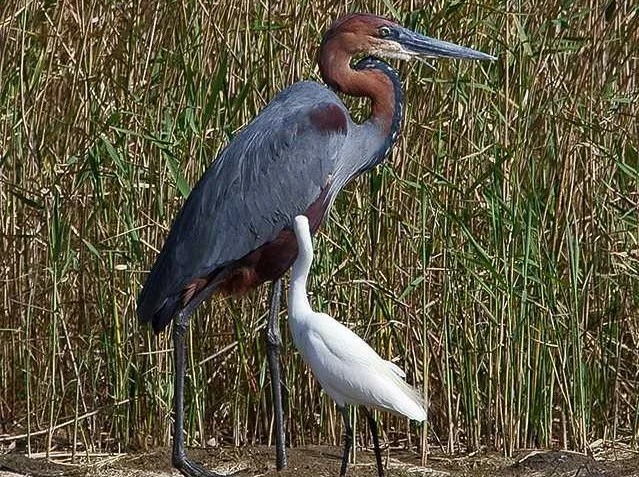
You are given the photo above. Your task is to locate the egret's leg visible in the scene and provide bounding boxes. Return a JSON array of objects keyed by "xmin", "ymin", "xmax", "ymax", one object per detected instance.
[
  {"xmin": 172, "ymin": 311, "xmax": 224, "ymax": 477},
  {"xmin": 266, "ymin": 278, "xmax": 287, "ymax": 470},
  {"xmin": 338, "ymin": 406, "xmax": 353, "ymax": 477},
  {"xmin": 362, "ymin": 408, "xmax": 384, "ymax": 477}
]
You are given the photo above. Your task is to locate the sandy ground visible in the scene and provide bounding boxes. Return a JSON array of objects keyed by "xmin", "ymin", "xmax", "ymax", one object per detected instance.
[{"xmin": 1, "ymin": 445, "xmax": 639, "ymax": 476}]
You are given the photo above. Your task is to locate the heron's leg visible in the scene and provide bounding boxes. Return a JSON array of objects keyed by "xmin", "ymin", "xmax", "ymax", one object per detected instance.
[
  {"xmin": 266, "ymin": 278, "xmax": 287, "ymax": 470},
  {"xmin": 172, "ymin": 311, "xmax": 224, "ymax": 477},
  {"xmin": 338, "ymin": 405, "xmax": 353, "ymax": 477},
  {"xmin": 362, "ymin": 407, "xmax": 384, "ymax": 477}
]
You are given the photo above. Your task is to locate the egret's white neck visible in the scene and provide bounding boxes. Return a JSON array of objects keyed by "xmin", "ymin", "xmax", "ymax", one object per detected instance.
[{"xmin": 288, "ymin": 217, "xmax": 315, "ymax": 317}]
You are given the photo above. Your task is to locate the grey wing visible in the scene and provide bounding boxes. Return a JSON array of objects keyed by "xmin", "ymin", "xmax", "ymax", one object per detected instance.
[{"xmin": 138, "ymin": 84, "xmax": 349, "ymax": 328}]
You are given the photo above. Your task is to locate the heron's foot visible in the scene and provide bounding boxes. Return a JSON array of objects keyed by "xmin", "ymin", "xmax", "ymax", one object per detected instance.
[
  {"xmin": 173, "ymin": 452, "xmax": 231, "ymax": 477},
  {"xmin": 275, "ymin": 441, "xmax": 287, "ymax": 471}
]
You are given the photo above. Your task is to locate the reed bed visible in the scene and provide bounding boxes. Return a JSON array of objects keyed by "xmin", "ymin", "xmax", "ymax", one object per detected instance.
[{"xmin": 1, "ymin": 0, "xmax": 637, "ymax": 459}]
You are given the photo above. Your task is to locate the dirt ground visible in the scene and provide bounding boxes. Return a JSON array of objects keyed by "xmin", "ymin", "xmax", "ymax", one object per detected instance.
[{"xmin": 1, "ymin": 445, "xmax": 638, "ymax": 477}]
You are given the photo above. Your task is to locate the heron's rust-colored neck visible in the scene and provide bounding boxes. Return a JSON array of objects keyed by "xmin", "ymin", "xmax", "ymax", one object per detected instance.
[{"xmin": 319, "ymin": 37, "xmax": 396, "ymax": 135}]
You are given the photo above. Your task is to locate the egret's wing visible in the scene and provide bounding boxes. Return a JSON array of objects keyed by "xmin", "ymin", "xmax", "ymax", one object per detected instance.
[
  {"xmin": 138, "ymin": 82, "xmax": 349, "ymax": 331},
  {"xmin": 296, "ymin": 313, "xmax": 427, "ymax": 421},
  {"xmin": 386, "ymin": 361, "xmax": 406, "ymax": 379}
]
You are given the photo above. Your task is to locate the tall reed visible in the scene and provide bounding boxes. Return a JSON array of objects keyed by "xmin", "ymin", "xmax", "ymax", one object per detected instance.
[{"xmin": 1, "ymin": 0, "xmax": 637, "ymax": 457}]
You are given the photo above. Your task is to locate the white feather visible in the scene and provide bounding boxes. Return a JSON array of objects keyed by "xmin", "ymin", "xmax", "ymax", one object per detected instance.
[{"xmin": 287, "ymin": 215, "xmax": 427, "ymax": 422}]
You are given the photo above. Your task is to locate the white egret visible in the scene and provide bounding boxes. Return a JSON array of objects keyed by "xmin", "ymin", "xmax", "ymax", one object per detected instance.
[{"xmin": 287, "ymin": 215, "xmax": 427, "ymax": 477}]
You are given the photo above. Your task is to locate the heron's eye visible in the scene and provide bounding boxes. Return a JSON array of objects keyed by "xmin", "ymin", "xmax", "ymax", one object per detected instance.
[{"xmin": 378, "ymin": 26, "xmax": 392, "ymax": 38}]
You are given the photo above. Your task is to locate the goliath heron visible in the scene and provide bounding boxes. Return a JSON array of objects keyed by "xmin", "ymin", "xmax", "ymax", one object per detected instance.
[
  {"xmin": 138, "ymin": 12, "xmax": 494, "ymax": 477},
  {"xmin": 288, "ymin": 215, "xmax": 426, "ymax": 477}
]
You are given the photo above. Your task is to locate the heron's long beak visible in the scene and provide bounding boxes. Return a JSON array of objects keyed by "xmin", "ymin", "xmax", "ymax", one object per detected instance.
[{"xmin": 397, "ymin": 27, "xmax": 496, "ymax": 61}]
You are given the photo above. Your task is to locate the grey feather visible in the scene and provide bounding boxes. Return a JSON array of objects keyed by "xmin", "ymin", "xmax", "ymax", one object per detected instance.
[
  {"xmin": 138, "ymin": 73, "xmax": 398, "ymax": 331},
  {"xmin": 138, "ymin": 82, "xmax": 350, "ymax": 327}
]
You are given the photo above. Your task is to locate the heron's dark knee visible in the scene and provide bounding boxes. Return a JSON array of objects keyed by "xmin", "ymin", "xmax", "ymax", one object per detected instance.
[
  {"xmin": 174, "ymin": 312, "xmax": 190, "ymax": 336},
  {"xmin": 266, "ymin": 326, "xmax": 281, "ymax": 349}
]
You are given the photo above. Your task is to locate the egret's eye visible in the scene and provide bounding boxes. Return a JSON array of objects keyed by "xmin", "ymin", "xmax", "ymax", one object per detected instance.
[{"xmin": 378, "ymin": 26, "xmax": 392, "ymax": 38}]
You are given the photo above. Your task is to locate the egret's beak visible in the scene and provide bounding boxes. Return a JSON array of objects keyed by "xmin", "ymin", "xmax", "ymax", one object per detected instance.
[{"xmin": 396, "ymin": 27, "xmax": 496, "ymax": 61}]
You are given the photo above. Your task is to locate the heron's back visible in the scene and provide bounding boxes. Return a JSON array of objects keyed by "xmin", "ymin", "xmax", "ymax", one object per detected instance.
[{"xmin": 138, "ymin": 81, "xmax": 350, "ymax": 332}]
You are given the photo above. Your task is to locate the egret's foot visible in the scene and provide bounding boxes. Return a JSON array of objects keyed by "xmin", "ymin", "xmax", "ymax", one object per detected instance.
[{"xmin": 338, "ymin": 406, "xmax": 353, "ymax": 477}]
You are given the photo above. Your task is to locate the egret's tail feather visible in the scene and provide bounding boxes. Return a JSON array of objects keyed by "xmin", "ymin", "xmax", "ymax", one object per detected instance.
[
  {"xmin": 389, "ymin": 372, "xmax": 428, "ymax": 422},
  {"xmin": 385, "ymin": 360, "xmax": 407, "ymax": 379}
]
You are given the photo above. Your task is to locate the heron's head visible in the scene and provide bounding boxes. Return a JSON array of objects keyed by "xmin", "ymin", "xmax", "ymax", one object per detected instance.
[{"xmin": 321, "ymin": 13, "xmax": 495, "ymax": 63}]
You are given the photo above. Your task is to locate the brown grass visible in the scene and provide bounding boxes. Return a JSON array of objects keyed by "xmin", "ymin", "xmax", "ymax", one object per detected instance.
[{"xmin": 1, "ymin": 0, "xmax": 638, "ymax": 460}]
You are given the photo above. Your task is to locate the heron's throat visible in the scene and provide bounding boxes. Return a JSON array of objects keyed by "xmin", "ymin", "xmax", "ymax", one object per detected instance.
[{"xmin": 319, "ymin": 47, "xmax": 402, "ymax": 138}]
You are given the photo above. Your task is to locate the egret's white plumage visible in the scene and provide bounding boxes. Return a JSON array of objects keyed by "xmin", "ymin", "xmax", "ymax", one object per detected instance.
[{"xmin": 288, "ymin": 214, "xmax": 427, "ymax": 421}]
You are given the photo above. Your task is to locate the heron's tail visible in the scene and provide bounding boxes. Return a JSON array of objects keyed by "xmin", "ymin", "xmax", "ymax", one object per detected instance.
[{"xmin": 139, "ymin": 273, "xmax": 224, "ymax": 334}]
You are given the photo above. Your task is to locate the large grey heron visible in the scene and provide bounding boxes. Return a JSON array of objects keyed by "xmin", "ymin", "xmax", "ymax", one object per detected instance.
[{"xmin": 138, "ymin": 12, "xmax": 494, "ymax": 477}]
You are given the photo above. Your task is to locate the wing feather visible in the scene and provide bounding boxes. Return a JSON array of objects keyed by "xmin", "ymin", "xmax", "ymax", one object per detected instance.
[
  {"xmin": 293, "ymin": 312, "xmax": 427, "ymax": 421},
  {"xmin": 138, "ymin": 82, "xmax": 349, "ymax": 327}
]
